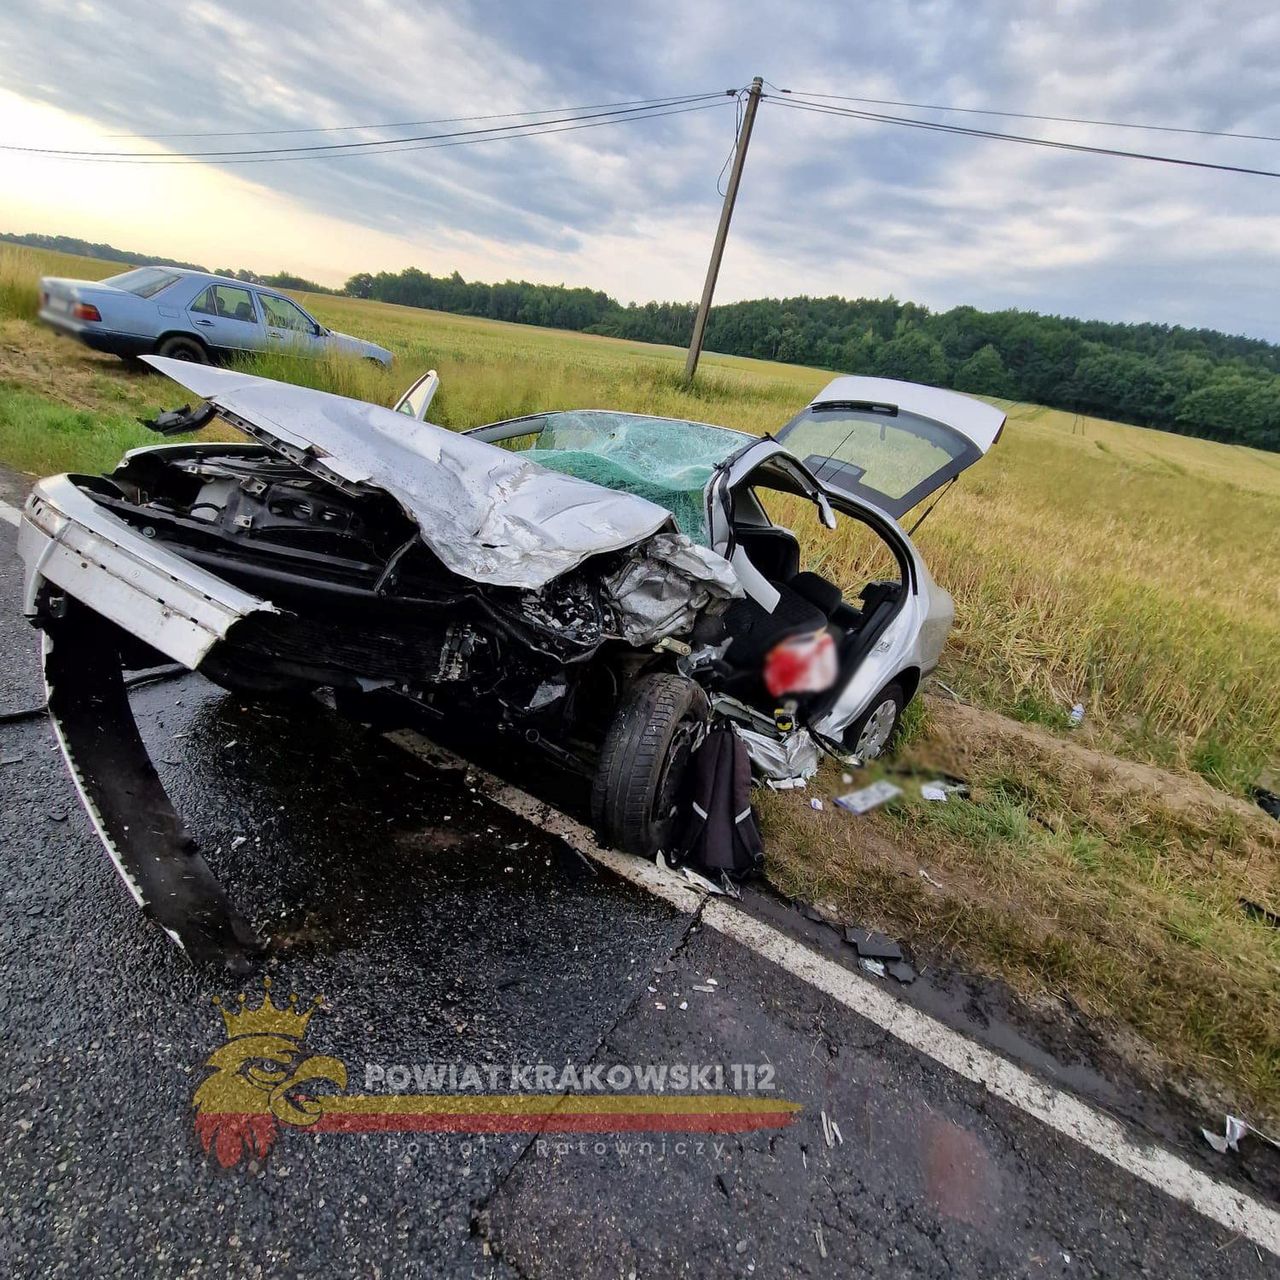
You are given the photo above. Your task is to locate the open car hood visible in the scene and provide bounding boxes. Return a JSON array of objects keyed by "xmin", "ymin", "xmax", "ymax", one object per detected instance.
[
  {"xmin": 143, "ymin": 357, "xmax": 673, "ymax": 590},
  {"xmin": 775, "ymin": 375, "xmax": 1006, "ymax": 520}
]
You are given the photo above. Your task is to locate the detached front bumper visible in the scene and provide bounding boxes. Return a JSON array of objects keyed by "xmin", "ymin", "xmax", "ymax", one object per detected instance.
[
  {"xmin": 19, "ymin": 476, "xmax": 275, "ymax": 971},
  {"xmin": 20, "ymin": 474, "xmax": 277, "ymax": 669}
]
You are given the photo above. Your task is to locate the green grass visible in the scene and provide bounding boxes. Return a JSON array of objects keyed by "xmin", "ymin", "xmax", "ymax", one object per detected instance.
[{"xmin": 0, "ymin": 383, "xmax": 168, "ymax": 475}]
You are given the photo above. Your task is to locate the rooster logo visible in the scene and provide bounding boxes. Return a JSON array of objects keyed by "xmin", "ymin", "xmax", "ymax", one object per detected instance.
[{"xmin": 193, "ymin": 978, "xmax": 347, "ymax": 1168}]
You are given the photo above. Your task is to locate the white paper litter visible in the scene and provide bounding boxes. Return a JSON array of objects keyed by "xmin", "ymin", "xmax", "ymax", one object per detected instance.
[
  {"xmin": 1202, "ymin": 1115, "xmax": 1249, "ymax": 1153},
  {"xmin": 920, "ymin": 783, "xmax": 950, "ymax": 802},
  {"xmin": 860, "ymin": 959, "xmax": 887, "ymax": 978},
  {"xmin": 834, "ymin": 780, "xmax": 902, "ymax": 815}
]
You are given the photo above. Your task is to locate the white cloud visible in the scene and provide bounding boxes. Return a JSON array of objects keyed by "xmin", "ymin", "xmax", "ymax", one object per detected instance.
[{"xmin": 1, "ymin": 0, "xmax": 1278, "ymax": 336}]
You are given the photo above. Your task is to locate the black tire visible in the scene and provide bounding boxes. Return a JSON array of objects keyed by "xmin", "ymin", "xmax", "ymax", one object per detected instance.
[
  {"xmin": 592, "ymin": 672, "xmax": 709, "ymax": 857},
  {"xmin": 843, "ymin": 681, "xmax": 905, "ymax": 760},
  {"xmin": 155, "ymin": 334, "xmax": 209, "ymax": 364}
]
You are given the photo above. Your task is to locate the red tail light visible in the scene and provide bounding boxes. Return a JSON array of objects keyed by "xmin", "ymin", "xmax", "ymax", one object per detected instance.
[{"xmin": 72, "ymin": 302, "xmax": 101, "ymax": 322}]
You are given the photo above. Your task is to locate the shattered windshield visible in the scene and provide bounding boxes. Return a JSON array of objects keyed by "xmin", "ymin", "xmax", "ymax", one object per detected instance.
[{"xmin": 518, "ymin": 411, "xmax": 751, "ymax": 545}]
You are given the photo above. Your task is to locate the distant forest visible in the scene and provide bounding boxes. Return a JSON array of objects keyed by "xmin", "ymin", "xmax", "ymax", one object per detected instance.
[
  {"xmin": 2, "ymin": 232, "xmax": 334, "ymax": 294},
  {"xmin": 347, "ymin": 268, "xmax": 1280, "ymax": 451}
]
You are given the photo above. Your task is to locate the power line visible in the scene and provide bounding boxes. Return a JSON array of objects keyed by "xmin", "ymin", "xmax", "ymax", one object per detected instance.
[
  {"xmin": 2, "ymin": 93, "xmax": 733, "ymax": 161},
  {"xmin": 766, "ymin": 96, "xmax": 1280, "ymax": 179},
  {"xmin": 107, "ymin": 92, "xmax": 734, "ymax": 140},
  {"xmin": 11, "ymin": 100, "xmax": 733, "ymax": 167},
  {"xmin": 776, "ymin": 88, "xmax": 1280, "ymax": 144}
]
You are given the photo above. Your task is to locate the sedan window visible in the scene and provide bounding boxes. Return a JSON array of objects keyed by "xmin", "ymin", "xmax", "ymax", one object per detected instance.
[
  {"xmin": 260, "ymin": 293, "xmax": 316, "ymax": 332},
  {"xmin": 102, "ymin": 266, "xmax": 181, "ymax": 298},
  {"xmin": 191, "ymin": 284, "xmax": 258, "ymax": 324}
]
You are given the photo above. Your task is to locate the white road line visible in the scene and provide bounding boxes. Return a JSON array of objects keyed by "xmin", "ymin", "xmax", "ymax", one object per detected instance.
[
  {"xmin": 387, "ymin": 729, "xmax": 1280, "ymax": 1257},
  {"xmin": 0, "ymin": 499, "xmax": 22, "ymax": 527}
]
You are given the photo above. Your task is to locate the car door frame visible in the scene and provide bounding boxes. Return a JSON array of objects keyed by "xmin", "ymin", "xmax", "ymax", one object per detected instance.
[
  {"xmin": 185, "ymin": 281, "xmax": 267, "ymax": 357},
  {"xmin": 255, "ymin": 289, "xmax": 325, "ymax": 356}
]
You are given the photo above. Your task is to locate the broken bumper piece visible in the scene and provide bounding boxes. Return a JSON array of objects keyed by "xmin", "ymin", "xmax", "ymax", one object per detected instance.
[
  {"xmin": 41, "ymin": 605, "xmax": 266, "ymax": 971},
  {"xmin": 20, "ymin": 478, "xmax": 272, "ymax": 970}
]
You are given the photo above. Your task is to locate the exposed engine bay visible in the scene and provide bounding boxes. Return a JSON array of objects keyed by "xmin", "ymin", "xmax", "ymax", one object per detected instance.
[{"xmin": 76, "ymin": 442, "xmax": 739, "ymax": 753}]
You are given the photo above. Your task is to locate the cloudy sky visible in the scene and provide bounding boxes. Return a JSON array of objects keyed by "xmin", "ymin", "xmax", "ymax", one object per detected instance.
[{"xmin": 2, "ymin": 0, "xmax": 1279, "ymax": 338}]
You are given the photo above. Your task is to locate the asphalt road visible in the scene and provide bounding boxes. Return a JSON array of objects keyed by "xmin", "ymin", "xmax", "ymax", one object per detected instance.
[{"xmin": 0, "ymin": 483, "xmax": 1275, "ymax": 1279}]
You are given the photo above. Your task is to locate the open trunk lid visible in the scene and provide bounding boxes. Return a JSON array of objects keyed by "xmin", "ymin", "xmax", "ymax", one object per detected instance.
[
  {"xmin": 775, "ymin": 375, "xmax": 1006, "ymax": 520},
  {"xmin": 142, "ymin": 356, "xmax": 673, "ymax": 590}
]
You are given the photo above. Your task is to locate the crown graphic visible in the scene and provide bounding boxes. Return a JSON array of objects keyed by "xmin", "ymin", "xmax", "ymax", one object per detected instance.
[{"xmin": 212, "ymin": 978, "xmax": 322, "ymax": 1042}]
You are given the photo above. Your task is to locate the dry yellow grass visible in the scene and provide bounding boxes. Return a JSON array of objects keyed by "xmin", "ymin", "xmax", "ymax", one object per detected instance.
[{"xmin": 761, "ymin": 695, "xmax": 1280, "ymax": 1120}]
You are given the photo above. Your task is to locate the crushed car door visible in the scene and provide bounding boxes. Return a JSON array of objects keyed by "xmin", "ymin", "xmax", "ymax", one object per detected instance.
[
  {"xmin": 774, "ymin": 375, "xmax": 1005, "ymax": 520},
  {"xmin": 392, "ymin": 369, "xmax": 441, "ymax": 421}
]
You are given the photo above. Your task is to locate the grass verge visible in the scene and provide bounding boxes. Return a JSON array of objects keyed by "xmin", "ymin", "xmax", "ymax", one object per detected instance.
[{"xmin": 760, "ymin": 696, "xmax": 1280, "ymax": 1122}]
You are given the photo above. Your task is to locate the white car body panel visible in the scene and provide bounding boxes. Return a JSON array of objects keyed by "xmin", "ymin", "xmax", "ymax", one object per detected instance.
[
  {"xmin": 19, "ymin": 475, "xmax": 277, "ymax": 669},
  {"xmin": 142, "ymin": 357, "xmax": 674, "ymax": 591}
]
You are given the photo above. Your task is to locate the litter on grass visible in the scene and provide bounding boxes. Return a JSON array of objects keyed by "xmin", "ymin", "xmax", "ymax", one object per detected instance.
[
  {"xmin": 833, "ymin": 780, "xmax": 902, "ymax": 814},
  {"xmin": 921, "ymin": 778, "xmax": 970, "ymax": 802}
]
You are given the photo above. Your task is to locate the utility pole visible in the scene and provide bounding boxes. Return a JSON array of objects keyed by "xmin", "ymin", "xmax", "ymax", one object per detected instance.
[{"xmin": 684, "ymin": 76, "xmax": 764, "ymax": 381}]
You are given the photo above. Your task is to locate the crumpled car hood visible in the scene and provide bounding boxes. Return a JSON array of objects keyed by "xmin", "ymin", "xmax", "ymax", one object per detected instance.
[{"xmin": 143, "ymin": 357, "xmax": 673, "ymax": 590}]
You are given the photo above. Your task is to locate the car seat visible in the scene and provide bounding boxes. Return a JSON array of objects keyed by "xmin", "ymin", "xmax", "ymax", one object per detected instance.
[
  {"xmin": 234, "ymin": 301, "xmax": 254, "ymax": 322},
  {"xmin": 788, "ymin": 570, "xmax": 842, "ymax": 618},
  {"xmin": 718, "ymin": 580, "xmax": 830, "ymax": 707}
]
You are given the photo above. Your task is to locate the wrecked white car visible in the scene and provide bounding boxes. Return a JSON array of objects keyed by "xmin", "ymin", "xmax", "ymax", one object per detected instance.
[{"xmin": 18, "ymin": 358, "xmax": 1002, "ymax": 968}]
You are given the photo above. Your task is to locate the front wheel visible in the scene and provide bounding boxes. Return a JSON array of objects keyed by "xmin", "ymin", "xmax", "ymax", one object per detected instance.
[
  {"xmin": 592, "ymin": 673, "xmax": 709, "ymax": 857},
  {"xmin": 843, "ymin": 682, "xmax": 904, "ymax": 760}
]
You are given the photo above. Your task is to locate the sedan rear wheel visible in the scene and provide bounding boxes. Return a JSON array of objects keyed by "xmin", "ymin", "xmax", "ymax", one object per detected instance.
[
  {"xmin": 844, "ymin": 682, "xmax": 905, "ymax": 760},
  {"xmin": 156, "ymin": 335, "xmax": 209, "ymax": 364}
]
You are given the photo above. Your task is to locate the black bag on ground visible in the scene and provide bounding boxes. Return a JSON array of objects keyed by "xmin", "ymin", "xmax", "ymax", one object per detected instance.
[{"xmin": 669, "ymin": 721, "xmax": 764, "ymax": 880}]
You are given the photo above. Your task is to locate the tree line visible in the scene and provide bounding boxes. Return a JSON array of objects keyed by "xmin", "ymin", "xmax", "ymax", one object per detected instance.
[{"xmin": 345, "ymin": 268, "xmax": 1280, "ymax": 451}]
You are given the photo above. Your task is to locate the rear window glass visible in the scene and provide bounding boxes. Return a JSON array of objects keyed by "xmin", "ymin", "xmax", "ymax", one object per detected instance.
[
  {"xmin": 781, "ymin": 407, "xmax": 970, "ymax": 503},
  {"xmin": 101, "ymin": 267, "xmax": 181, "ymax": 298}
]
